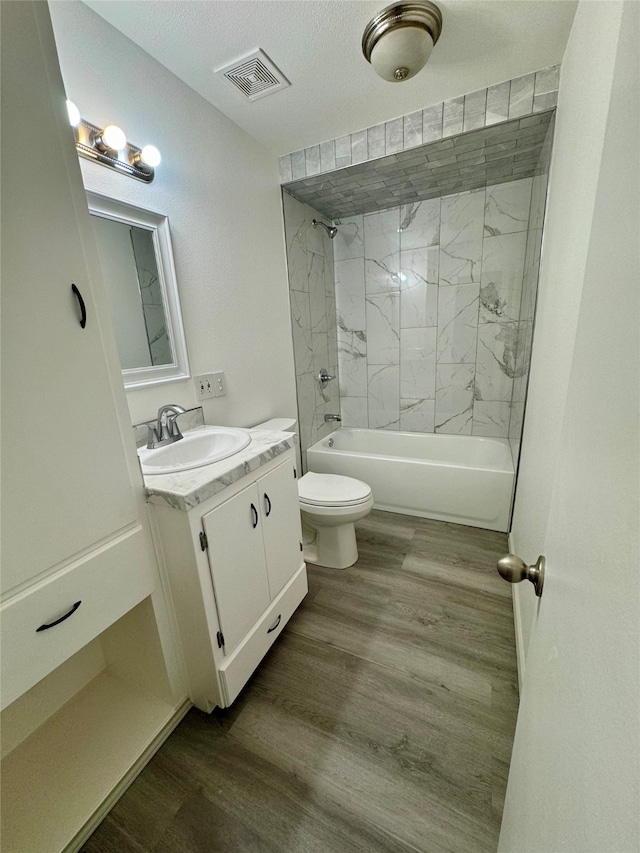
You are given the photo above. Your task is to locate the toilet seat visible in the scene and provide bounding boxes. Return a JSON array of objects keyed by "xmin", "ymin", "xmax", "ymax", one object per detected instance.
[{"xmin": 298, "ymin": 472, "xmax": 372, "ymax": 507}]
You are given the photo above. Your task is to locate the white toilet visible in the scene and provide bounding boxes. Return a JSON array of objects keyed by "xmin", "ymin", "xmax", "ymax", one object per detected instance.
[
  {"xmin": 253, "ymin": 418, "xmax": 373, "ymax": 569},
  {"xmin": 298, "ymin": 472, "xmax": 373, "ymax": 569}
]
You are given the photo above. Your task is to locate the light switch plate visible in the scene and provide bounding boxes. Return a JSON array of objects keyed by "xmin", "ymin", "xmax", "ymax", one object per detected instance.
[
  {"xmin": 211, "ymin": 371, "xmax": 226, "ymax": 397},
  {"xmin": 194, "ymin": 371, "xmax": 226, "ymax": 399}
]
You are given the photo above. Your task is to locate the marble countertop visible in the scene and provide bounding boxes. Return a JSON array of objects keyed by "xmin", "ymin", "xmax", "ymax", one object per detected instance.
[{"xmin": 141, "ymin": 428, "xmax": 296, "ymax": 511}]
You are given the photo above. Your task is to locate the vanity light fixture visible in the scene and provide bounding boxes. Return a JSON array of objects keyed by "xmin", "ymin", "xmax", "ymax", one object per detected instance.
[
  {"xmin": 362, "ymin": 1, "xmax": 443, "ymax": 82},
  {"xmin": 67, "ymin": 101, "xmax": 160, "ymax": 183}
]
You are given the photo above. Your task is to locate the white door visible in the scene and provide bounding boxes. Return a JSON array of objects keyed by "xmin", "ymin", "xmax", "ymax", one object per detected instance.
[
  {"xmin": 499, "ymin": 4, "xmax": 639, "ymax": 851},
  {"xmin": 1, "ymin": 1, "xmax": 138, "ymax": 595},
  {"xmin": 202, "ymin": 484, "xmax": 271, "ymax": 655},
  {"xmin": 259, "ymin": 460, "xmax": 303, "ymax": 599}
]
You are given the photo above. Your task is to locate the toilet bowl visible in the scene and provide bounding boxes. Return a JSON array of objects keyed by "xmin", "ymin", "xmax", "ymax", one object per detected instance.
[
  {"xmin": 252, "ymin": 418, "xmax": 373, "ymax": 568},
  {"xmin": 298, "ymin": 472, "xmax": 373, "ymax": 569}
]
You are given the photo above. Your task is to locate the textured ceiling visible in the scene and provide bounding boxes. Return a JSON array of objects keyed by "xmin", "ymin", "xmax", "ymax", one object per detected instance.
[
  {"xmin": 283, "ymin": 111, "xmax": 553, "ymax": 219},
  {"xmin": 82, "ymin": 0, "xmax": 576, "ymax": 154}
]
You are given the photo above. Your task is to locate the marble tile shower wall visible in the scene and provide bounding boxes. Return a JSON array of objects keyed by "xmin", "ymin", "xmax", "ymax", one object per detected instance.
[
  {"xmin": 334, "ymin": 178, "xmax": 534, "ymax": 437},
  {"xmin": 509, "ymin": 116, "xmax": 555, "ymax": 464},
  {"xmin": 283, "ymin": 192, "xmax": 339, "ymax": 469}
]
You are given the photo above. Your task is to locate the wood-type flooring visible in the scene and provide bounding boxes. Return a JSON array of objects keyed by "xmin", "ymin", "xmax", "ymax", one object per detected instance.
[{"xmin": 81, "ymin": 511, "xmax": 519, "ymax": 853}]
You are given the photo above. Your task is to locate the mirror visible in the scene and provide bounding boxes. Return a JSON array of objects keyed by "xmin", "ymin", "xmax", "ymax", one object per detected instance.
[{"xmin": 87, "ymin": 192, "xmax": 190, "ymax": 388}]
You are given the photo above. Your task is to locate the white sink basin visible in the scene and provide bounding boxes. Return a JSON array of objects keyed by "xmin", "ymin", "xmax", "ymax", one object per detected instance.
[{"xmin": 139, "ymin": 426, "xmax": 252, "ymax": 474}]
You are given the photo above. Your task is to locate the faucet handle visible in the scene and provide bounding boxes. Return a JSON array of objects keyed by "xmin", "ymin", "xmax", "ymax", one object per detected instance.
[
  {"xmin": 146, "ymin": 424, "xmax": 162, "ymax": 449},
  {"xmin": 168, "ymin": 417, "xmax": 184, "ymax": 441},
  {"xmin": 318, "ymin": 368, "xmax": 335, "ymax": 390}
]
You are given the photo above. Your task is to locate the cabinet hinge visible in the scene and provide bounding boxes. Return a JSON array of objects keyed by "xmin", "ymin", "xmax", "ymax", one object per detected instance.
[
  {"xmin": 199, "ymin": 531, "xmax": 208, "ymax": 551},
  {"xmin": 300, "ymin": 541, "xmax": 303, "ymax": 552},
  {"xmin": 293, "ymin": 467, "xmax": 297, "ymax": 479},
  {"xmin": 216, "ymin": 631, "xmax": 225, "ymax": 648}
]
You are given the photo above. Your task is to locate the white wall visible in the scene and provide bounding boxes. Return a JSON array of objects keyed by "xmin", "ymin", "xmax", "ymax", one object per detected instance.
[
  {"xmin": 509, "ymin": 0, "xmax": 627, "ymax": 663},
  {"xmin": 49, "ymin": 1, "xmax": 297, "ymax": 428}
]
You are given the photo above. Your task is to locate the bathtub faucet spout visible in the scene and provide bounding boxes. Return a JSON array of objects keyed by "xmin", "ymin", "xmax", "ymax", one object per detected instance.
[{"xmin": 324, "ymin": 414, "xmax": 341, "ymax": 423}]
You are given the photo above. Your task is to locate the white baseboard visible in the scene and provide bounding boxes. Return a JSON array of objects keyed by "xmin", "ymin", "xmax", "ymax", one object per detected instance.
[
  {"xmin": 508, "ymin": 531, "xmax": 525, "ymax": 695},
  {"xmin": 64, "ymin": 698, "xmax": 192, "ymax": 853}
]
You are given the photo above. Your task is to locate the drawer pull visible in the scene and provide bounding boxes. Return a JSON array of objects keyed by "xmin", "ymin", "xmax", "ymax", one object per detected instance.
[
  {"xmin": 36, "ymin": 600, "xmax": 82, "ymax": 632},
  {"xmin": 264, "ymin": 492, "xmax": 272, "ymax": 517},
  {"xmin": 267, "ymin": 614, "xmax": 281, "ymax": 633},
  {"xmin": 71, "ymin": 283, "xmax": 87, "ymax": 329},
  {"xmin": 250, "ymin": 503, "xmax": 258, "ymax": 529}
]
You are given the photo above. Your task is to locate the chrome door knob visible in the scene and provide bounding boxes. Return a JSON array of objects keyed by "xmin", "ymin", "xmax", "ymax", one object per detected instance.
[{"xmin": 497, "ymin": 554, "xmax": 545, "ymax": 597}]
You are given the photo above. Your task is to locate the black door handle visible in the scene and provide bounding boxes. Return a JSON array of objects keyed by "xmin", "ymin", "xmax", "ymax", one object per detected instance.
[
  {"xmin": 36, "ymin": 601, "xmax": 82, "ymax": 632},
  {"xmin": 264, "ymin": 492, "xmax": 272, "ymax": 517},
  {"xmin": 71, "ymin": 283, "xmax": 87, "ymax": 329},
  {"xmin": 251, "ymin": 503, "xmax": 258, "ymax": 528}
]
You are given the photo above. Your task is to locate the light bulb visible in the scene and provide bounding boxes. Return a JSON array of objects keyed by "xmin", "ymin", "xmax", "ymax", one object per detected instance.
[
  {"xmin": 370, "ymin": 26, "xmax": 434, "ymax": 82},
  {"xmin": 102, "ymin": 124, "xmax": 126, "ymax": 151},
  {"xmin": 66, "ymin": 100, "xmax": 80, "ymax": 127},
  {"xmin": 140, "ymin": 145, "xmax": 161, "ymax": 168}
]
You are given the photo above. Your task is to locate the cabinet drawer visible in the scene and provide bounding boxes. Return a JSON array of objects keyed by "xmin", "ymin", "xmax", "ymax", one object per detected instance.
[
  {"xmin": 218, "ymin": 564, "xmax": 307, "ymax": 706},
  {"xmin": 0, "ymin": 527, "xmax": 154, "ymax": 710}
]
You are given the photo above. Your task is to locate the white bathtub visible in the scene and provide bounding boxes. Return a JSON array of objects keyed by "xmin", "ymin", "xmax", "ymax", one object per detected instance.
[{"xmin": 306, "ymin": 428, "xmax": 514, "ymax": 532}]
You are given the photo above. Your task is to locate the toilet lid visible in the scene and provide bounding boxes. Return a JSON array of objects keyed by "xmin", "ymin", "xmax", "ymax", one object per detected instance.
[{"xmin": 298, "ymin": 472, "xmax": 372, "ymax": 506}]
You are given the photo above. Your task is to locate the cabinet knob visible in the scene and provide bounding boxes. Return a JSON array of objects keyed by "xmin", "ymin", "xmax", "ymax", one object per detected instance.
[
  {"xmin": 250, "ymin": 503, "xmax": 258, "ymax": 528},
  {"xmin": 264, "ymin": 492, "xmax": 272, "ymax": 517}
]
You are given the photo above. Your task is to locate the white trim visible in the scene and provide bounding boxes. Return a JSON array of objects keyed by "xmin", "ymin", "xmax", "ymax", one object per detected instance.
[
  {"xmin": 86, "ymin": 191, "xmax": 190, "ymax": 389},
  {"xmin": 509, "ymin": 531, "xmax": 525, "ymax": 694},
  {"xmin": 62, "ymin": 698, "xmax": 191, "ymax": 853}
]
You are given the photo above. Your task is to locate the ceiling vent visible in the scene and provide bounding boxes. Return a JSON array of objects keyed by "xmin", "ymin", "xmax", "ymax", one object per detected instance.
[{"xmin": 215, "ymin": 49, "xmax": 290, "ymax": 101}]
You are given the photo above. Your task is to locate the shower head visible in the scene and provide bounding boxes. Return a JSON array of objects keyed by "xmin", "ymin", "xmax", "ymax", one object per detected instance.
[{"xmin": 312, "ymin": 219, "xmax": 338, "ymax": 239}]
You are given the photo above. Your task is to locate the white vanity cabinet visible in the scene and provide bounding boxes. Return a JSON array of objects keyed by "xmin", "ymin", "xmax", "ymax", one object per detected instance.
[
  {"xmin": 148, "ymin": 446, "xmax": 307, "ymax": 711},
  {"xmin": 203, "ymin": 459, "xmax": 305, "ymax": 653}
]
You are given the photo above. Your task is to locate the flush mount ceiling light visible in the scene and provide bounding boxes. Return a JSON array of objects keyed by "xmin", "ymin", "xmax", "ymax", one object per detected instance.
[
  {"xmin": 362, "ymin": 1, "xmax": 443, "ymax": 82},
  {"xmin": 66, "ymin": 101, "xmax": 161, "ymax": 183}
]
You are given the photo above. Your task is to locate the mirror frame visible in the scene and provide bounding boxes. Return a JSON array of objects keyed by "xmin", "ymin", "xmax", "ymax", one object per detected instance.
[{"xmin": 87, "ymin": 191, "xmax": 190, "ymax": 389}]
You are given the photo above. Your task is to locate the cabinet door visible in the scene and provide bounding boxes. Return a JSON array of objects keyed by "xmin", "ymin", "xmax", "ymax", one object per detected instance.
[
  {"xmin": 259, "ymin": 461, "xmax": 304, "ymax": 599},
  {"xmin": 202, "ymin": 484, "xmax": 271, "ymax": 655},
  {"xmin": 0, "ymin": 3, "xmax": 138, "ymax": 595}
]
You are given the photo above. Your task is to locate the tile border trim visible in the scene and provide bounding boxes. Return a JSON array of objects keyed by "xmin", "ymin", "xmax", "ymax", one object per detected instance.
[{"xmin": 279, "ymin": 66, "xmax": 559, "ymax": 184}]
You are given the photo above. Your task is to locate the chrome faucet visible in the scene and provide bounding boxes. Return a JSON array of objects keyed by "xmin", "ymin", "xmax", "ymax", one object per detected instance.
[
  {"xmin": 324, "ymin": 413, "xmax": 341, "ymax": 423},
  {"xmin": 147, "ymin": 404, "xmax": 187, "ymax": 449}
]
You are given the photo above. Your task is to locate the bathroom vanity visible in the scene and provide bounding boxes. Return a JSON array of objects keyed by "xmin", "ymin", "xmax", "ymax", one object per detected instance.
[{"xmin": 143, "ymin": 428, "xmax": 307, "ymax": 711}]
